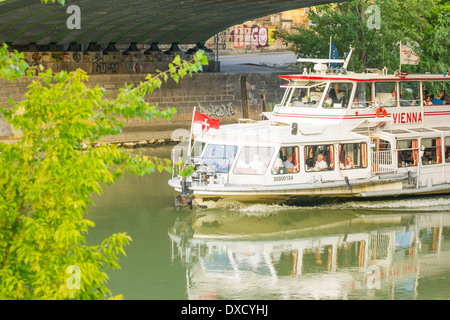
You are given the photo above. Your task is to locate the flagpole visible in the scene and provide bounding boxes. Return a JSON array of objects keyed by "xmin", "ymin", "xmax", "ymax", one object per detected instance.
[
  {"xmin": 329, "ymin": 36, "xmax": 332, "ymax": 67},
  {"xmin": 187, "ymin": 106, "xmax": 196, "ymax": 165}
]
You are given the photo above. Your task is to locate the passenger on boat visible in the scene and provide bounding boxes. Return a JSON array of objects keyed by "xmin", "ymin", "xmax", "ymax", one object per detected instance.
[
  {"xmin": 310, "ymin": 153, "xmax": 328, "ymax": 171},
  {"xmin": 352, "ymin": 98, "xmax": 366, "ymax": 108},
  {"xmin": 248, "ymin": 154, "xmax": 265, "ymax": 174},
  {"xmin": 324, "ymin": 94, "xmax": 333, "ymax": 108},
  {"xmin": 432, "ymin": 94, "xmax": 444, "ymax": 105},
  {"xmin": 272, "ymin": 156, "xmax": 285, "ymax": 174},
  {"xmin": 424, "ymin": 95, "xmax": 433, "ymax": 106},
  {"xmin": 340, "ymin": 156, "xmax": 355, "ymax": 169},
  {"xmin": 283, "ymin": 155, "xmax": 295, "ymax": 169}
]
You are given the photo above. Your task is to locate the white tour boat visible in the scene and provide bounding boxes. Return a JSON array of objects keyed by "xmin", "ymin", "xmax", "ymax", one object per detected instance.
[{"xmin": 169, "ymin": 49, "xmax": 450, "ymax": 209}]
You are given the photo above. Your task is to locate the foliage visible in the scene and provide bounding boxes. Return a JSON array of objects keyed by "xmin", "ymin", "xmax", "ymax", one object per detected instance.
[
  {"xmin": 275, "ymin": 0, "xmax": 449, "ymax": 73},
  {"xmin": 0, "ymin": 44, "xmax": 32, "ymax": 81},
  {"xmin": 0, "ymin": 41, "xmax": 208, "ymax": 299}
]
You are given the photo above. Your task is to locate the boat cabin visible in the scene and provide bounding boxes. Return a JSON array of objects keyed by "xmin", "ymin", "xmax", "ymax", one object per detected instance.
[{"xmin": 271, "ymin": 71, "xmax": 450, "ymax": 131}]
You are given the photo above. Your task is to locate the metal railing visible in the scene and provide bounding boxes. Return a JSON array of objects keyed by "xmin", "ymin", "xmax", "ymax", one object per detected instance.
[{"xmin": 371, "ymin": 150, "xmax": 396, "ymax": 174}]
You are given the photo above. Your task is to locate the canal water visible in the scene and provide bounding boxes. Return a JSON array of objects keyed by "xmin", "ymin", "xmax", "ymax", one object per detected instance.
[{"xmin": 86, "ymin": 146, "xmax": 450, "ymax": 300}]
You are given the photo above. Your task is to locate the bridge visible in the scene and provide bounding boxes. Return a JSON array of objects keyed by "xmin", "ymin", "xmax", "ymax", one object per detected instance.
[{"xmin": 0, "ymin": 0, "xmax": 340, "ymax": 47}]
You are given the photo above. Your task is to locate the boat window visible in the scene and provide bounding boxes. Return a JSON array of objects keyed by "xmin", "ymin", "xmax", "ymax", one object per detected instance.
[
  {"xmin": 397, "ymin": 139, "xmax": 418, "ymax": 167},
  {"xmin": 233, "ymin": 146, "xmax": 275, "ymax": 175},
  {"xmin": 286, "ymin": 83, "xmax": 326, "ymax": 108},
  {"xmin": 399, "ymin": 81, "xmax": 420, "ymax": 106},
  {"xmin": 191, "ymin": 140, "xmax": 206, "ymax": 158},
  {"xmin": 375, "ymin": 82, "xmax": 397, "ymax": 107},
  {"xmin": 304, "ymin": 145, "xmax": 334, "ymax": 172},
  {"xmin": 289, "ymin": 87, "xmax": 308, "ymax": 106},
  {"xmin": 352, "ymin": 82, "xmax": 373, "ymax": 108},
  {"xmin": 323, "ymin": 82, "xmax": 353, "ymax": 108},
  {"xmin": 272, "ymin": 146, "xmax": 300, "ymax": 174},
  {"xmin": 200, "ymin": 144, "xmax": 238, "ymax": 173},
  {"xmin": 422, "ymin": 81, "xmax": 449, "ymax": 106},
  {"xmin": 281, "ymin": 87, "xmax": 293, "ymax": 106},
  {"xmin": 445, "ymin": 137, "xmax": 450, "ymax": 163},
  {"xmin": 421, "ymin": 138, "xmax": 442, "ymax": 165},
  {"xmin": 338, "ymin": 143, "xmax": 368, "ymax": 169}
]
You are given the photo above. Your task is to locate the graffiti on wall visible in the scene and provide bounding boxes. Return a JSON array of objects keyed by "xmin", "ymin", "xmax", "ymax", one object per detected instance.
[
  {"xmin": 51, "ymin": 52, "xmax": 63, "ymax": 63},
  {"xmin": 198, "ymin": 102, "xmax": 236, "ymax": 118},
  {"xmin": 92, "ymin": 62, "xmax": 119, "ymax": 74},
  {"xmin": 233, "ymin": 25, "xmax": 276, "ymax": 48}
]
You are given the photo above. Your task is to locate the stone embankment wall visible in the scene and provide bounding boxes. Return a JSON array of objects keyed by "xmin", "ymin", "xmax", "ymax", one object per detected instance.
[{"xmin": 0, "ymin": 71, "xmax": 290, "ymax": 143}]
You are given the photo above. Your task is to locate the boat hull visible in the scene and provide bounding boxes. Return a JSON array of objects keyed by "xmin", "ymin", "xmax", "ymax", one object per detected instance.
[{"xmin": 169, "ymin": 177, "xmax": 450, "ymax": 208}]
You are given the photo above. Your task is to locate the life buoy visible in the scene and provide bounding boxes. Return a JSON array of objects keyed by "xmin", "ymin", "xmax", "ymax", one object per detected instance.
[{"xmin": 375, "ymin": 107, "xmax": 388, "ymax": 118}]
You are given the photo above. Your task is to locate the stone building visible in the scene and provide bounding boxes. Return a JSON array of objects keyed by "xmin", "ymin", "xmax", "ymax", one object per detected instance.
[{"xmin": 205, "ymin": 8, "xmax": 309, "ymax": 55}]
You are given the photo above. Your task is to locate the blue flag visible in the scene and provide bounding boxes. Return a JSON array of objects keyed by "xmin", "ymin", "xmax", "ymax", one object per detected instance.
[{"xmin": 330, "ymin": 41, "xmax": 339, "ymax": 67}]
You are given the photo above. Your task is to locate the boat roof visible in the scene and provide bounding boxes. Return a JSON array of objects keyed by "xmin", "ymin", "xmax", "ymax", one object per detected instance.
[
  {"xmin": 195, "ymin": 120, "xmax": 369, "ymax": 146},
  {"xmin": 280, "ymin": 72, "xmax": 450, "ymax": 83}
]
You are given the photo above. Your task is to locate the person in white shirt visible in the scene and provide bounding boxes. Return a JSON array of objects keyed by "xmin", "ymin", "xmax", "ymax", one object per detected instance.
[
  {"xmin": 312, "ymin": 153, "xmax": 328, "ymax": 171},
  {"xmin": 248, "ymin": 154, "xmax": 266, "ymax": 174},
  {"xmin": 344, "ymin": 156, "xmax": 355, "ymax": 169},
  {"xmin": 340, "ymin": 156, "xmax": 355, "ymax": 169},
  {"xmin": 272, "ymin": 156, "xmax": 284, "ymax": 174}
]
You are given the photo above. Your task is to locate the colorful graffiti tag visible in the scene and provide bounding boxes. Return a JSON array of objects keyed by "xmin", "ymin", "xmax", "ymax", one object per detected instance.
[{"xmin": 233, "ymin": 26, "xmax": 276, "ymax": 48}]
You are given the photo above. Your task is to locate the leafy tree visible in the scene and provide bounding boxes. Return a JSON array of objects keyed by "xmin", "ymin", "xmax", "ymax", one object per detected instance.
[
  {"xmin": 0, "ymin": 40, "xmax": 207, "ymax": 298},
  {"xmin": 275, "ymin": 0, "xmax": 449, "ymax": 73}
]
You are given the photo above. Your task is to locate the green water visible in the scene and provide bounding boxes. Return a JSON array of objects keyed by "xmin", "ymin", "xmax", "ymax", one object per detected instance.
[{"xmin": 86, "ymin": 147, "xmax": 450, "ymax": 300}]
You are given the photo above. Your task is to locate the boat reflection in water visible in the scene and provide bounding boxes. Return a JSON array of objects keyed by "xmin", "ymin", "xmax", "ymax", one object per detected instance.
[{"xmin": 169, "ymin": 200, "xmax": 450, "ymax": 300}]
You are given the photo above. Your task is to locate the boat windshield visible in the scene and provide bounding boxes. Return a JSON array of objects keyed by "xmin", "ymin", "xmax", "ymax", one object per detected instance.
[
  {"xmin": 323, "ymin": 82, "xmax": 354, "ymax": 108},
  {"xmin": 199, "ymin": 144, "xmax": 238, "ymax": 173},
  {"xmin": 283, "ymin": 82, "xmax": 326, "ymax": 108}
]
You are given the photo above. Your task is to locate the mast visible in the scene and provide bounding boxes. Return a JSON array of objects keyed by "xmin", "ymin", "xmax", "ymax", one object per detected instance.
[{"xmin": 329, "ymin": 36, "xmax": 332, "ymax": 67}]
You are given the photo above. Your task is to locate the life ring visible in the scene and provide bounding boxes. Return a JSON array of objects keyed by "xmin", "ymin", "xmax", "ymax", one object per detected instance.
[{"xmin": 375, "ymin": 107, "xmax": 388, "ymax": 118}]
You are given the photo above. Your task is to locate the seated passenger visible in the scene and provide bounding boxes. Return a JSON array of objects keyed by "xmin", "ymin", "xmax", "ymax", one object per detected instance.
[
  {"xmin": 340, "ymin": 156, "xmax": 355, "ymax": 169},
  {"xmin": 310, "ymin": 153, "xmax": 328, "ymax": 171},
  {"xmin": 424, "ymin": 95, "xmax": 433, "ymax": 106},
  {"xmin": 324, "ymin": 94, "xmax": 333, "ymax": 108},
  {"xmin": 248, "ymin": 154, "xmax": 265, "ymax": 174},
  {"xmin": 283, "ymin": 155, "xmax": 295, "ymax": 169},
  {"xmin": 432, "ymin": 94, "xmax": 444, "ymax": 105},
  {"xmin": 272, "ymin": 156, "xmax": 285, "ymax": 174},
  {"xmin": 234, "ymin": 158, "xmax": 250, "ymax": 174}
]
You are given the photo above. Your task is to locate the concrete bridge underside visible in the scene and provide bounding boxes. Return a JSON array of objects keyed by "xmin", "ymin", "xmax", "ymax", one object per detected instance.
[{"xmin": 0, "ymin": 0, "xmax": 340, "ymax": 47}]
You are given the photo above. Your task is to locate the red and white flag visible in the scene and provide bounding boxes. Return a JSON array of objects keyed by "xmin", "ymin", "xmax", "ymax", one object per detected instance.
[
  {"xmin": 192, "ymin": 111, "xmax": 220, "ymax": 134},
  {"xmin": 400, "ymin": 43, "xmax": 420, "ymax": 65}
]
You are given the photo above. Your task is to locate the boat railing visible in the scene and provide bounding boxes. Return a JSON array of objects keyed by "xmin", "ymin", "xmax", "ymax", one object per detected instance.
[
  {"xmin": 170, "ymin": 148, "xmax": 191, "ymax": 178},
  {"xmin": 371, "ymin": 150, "xmax": 397, "ymax": 174}
]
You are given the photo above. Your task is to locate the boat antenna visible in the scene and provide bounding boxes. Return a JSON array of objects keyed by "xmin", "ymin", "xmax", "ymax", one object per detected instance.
[
  {"xmin": 296, "ymin": 45, "xmax": 353, "ymax": 73},
  {"xmin": 342, "ymin": 45, "xmax": 353, "ymax": 69}
]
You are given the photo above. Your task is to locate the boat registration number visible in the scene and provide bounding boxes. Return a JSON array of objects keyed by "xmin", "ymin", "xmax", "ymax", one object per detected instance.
[{"xmin": 273, "ymin": 175, "xmax": 294, "ymax": 182}]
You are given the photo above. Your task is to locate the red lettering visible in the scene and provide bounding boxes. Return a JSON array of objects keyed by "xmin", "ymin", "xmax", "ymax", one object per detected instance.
[{"xmin": 392, "ymin": 112, "xmax": 423, "ymax": 124}]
